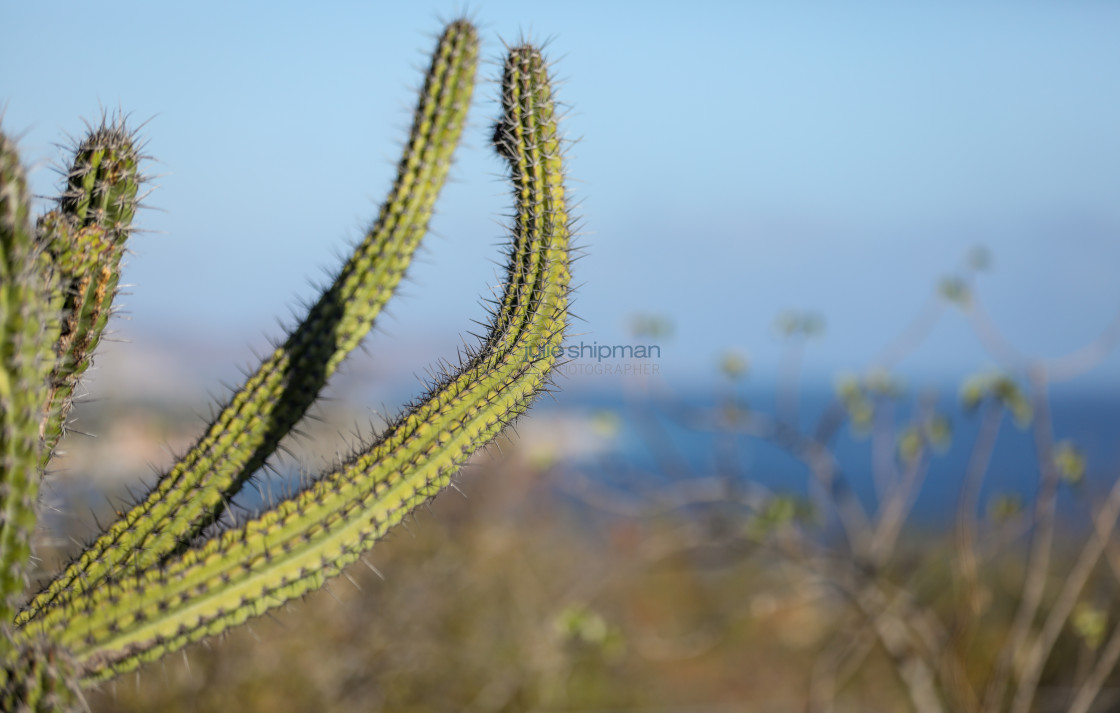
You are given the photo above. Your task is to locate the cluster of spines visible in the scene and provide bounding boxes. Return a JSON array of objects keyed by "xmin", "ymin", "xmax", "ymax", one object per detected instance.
[
  {"xmin": 3, "ymin": 23, "xmax": 573, "ymax": 689},
  {"xmin": 36, "ymin": 118, "xmax": 143, "ymax": 467}
]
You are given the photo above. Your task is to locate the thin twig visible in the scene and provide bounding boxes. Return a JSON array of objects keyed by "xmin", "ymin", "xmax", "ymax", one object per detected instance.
[
  {"xmin": 985, "ymin": 370, "xmax": 1061, "ymax": 711},
  {"xmin": 955, "ymin": 402, "xmax": 1005, "ymax": 628},
  {"xmin": 1009, "ymin": 471, "xmax": 1120, "ymax": 713}
]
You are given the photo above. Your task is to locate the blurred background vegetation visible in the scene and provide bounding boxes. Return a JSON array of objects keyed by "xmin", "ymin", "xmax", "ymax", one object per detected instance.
[{"xmin": 30, "ymin": 251, "xmax": 1120, "ymax": 711}]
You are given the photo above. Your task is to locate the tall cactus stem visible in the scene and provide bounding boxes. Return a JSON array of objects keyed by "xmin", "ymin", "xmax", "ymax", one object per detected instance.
[
  {"xmin": 36, "ymin": 118, "xmax": 142, "ymax": 467},
  {"xmin": 0, "ymin": 133, "xmax": 59, "ymax": 628},
  {"xmin": 18, "ymin": 19, "xmax": 481, "ymax": 626},
  {"xmin": 16, "ymin": 40, "xmax": 572, "ymax": 685}
]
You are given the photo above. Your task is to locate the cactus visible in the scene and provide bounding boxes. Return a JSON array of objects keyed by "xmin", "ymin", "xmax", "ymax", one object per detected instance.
[{"xmin": 0, "ymin": 19, "xmax": 572, "ymax": 710}]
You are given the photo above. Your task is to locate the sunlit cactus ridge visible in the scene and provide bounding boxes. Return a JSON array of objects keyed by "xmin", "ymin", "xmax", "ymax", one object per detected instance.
[
  {"xmin": 0, "ymin": 16, "xmax": 572, "ymax": 710},
  {"xmin": 37, "ymin": 118, "xmax": 143, "ymax": 470},
  {"xmin": 19, "ymin": 18, "xmax": 481, "ymax": 624}
]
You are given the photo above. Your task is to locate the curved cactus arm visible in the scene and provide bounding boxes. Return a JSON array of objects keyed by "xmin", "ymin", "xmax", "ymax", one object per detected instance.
[
  {"xmin": 18, "ymin": 19, "xmax": 480, "ymax": 626},
  {"xmin": 0, "ymin": 132, "xmax": 60, "ymax": 627},
  {"xmin": 488, "ymin": 44, "xmax": 569, "ymax": 353},
  {"xmin": 17, "ymin": 43, "xmax": 571, "ymax": 684},
  {"xmin": 36, "ymin": 118, "xmax": 143, "ymax": 468}
]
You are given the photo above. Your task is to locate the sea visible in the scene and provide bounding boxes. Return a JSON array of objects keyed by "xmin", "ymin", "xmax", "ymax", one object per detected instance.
[{"xmin": 534, "ymin": 379, "xmax": 1120, "ymax": 530}]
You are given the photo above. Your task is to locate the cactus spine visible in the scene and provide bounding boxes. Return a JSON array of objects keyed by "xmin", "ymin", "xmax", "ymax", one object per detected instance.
[{"xmin": 0, "ymin": 18, "xmax": 572, "ymax": 710}]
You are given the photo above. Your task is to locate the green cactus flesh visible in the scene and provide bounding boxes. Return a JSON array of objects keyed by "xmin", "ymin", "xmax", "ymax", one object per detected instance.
[
  {"xmin": 36, "ymin": 119, "xmax": 141, "ymax": 467},
  {"xmin": 19, "ymin": 19, "xmax": 481, "ymax": 626},
  {"xmin": 0, "ymin": 19, "xmax": 573, "ymax": 697},
  {"xmin": 0, "ymin": 133, "xmax": 60, "ymax": 626},
  {"xmin": 0, "ymin": 637, "xmax": 79, "ymax": 713},
  {"xmin": 15, "ymin": 40, "xmax": 570, "ymax": 684}
]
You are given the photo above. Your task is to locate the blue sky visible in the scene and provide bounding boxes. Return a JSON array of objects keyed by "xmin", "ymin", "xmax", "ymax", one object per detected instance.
[{"xmin": 5, "ymin": 1, "xmax": 1120, "ymax": 390}]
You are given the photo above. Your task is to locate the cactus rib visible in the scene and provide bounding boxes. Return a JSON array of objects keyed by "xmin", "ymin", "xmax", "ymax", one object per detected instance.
[
  {"xmin": 0, "ymin": 134, "xmax": 59, "ymax": 627},
  {"xmin": 16, "ymin": 42, "xmax": 571, "ymax": 684},
  {"xmin": 18, "ymin": 19, "xmax": 480, "ymax": 626},
  {"xmin": 36, "ymin": 118, "xmax": 143, "ymax": 468}
]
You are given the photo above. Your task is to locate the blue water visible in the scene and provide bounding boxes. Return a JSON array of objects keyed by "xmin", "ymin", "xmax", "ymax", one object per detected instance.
[{"xmin": 544, "ymin": 382, "xmax": 1120, "ymax": 527}]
